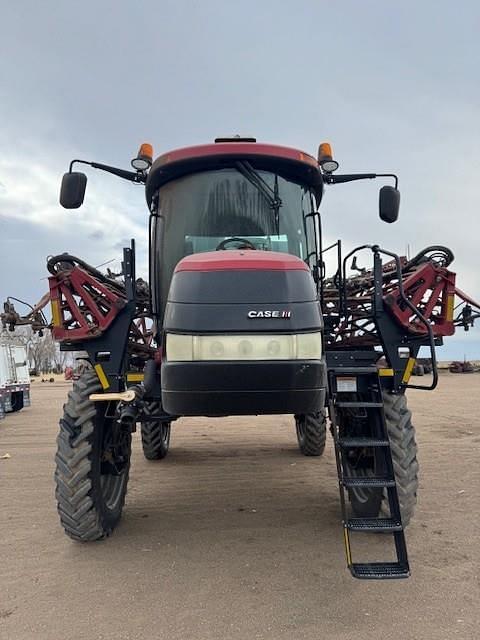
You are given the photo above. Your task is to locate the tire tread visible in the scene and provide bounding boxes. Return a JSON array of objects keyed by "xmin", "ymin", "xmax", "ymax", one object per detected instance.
[
  {"xmin": 54, "ymin": 370, "xmax": 129, "ymax": 541},
  {"xmin": 296, "ymin": 412, "xmax": 327, "ymax": 456}
]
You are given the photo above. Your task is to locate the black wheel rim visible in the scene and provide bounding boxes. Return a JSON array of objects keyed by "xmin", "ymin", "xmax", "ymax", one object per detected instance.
[
  {"xmin": 344, "ymin": 452, "xmax": 378, "ymax": 504},
  {"xmin": 295, "ymin": 418, "xmax": 306, "ymax": 447},
  {"xmin": 100, "ymin": 473, "xmax": 128, "ymax": 510},
  {"xmin": 161, "ymin": 423, "xmax": 171, "ymax": 447},
  {"xmin": 339, "ymin": 403, "xmax": 381, "ymax": 506},
  {"xmin": 99, "ymin": 402, "xmax": 130, "ymax": 511}
]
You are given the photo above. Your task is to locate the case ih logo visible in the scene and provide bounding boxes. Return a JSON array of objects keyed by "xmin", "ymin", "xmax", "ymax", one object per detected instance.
[{"xmin": 247, "ymin": 310, "xmax": 292, "ymax": 318}]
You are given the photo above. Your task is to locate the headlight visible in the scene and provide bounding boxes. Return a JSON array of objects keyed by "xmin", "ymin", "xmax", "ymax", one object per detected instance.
[{"xmin": 165, "ymin": 332, "xmax": 322, "ymax": 362}]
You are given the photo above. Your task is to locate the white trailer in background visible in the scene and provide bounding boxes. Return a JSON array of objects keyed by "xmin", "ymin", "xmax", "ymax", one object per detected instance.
[{"xmin": 0, "ymin": 340, "xmax": 31, "ymax": 418}]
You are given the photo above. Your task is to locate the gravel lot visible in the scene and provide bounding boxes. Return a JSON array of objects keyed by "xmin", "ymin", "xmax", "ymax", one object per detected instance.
[{"xmin": 0, "ymin": 374, "xmax": 478, "ymax": 640}]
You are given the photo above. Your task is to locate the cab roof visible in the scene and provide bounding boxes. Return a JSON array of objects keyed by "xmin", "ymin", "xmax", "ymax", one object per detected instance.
[{"xmin": 145, "ymin": 139, "xmax": 323, "ymax": 205}]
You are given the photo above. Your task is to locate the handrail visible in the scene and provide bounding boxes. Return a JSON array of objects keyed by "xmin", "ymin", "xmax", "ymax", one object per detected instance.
[
  {"xmin": 340, "ymin": 244, "xmax": 439, "ymax": 391},
  {"xmin": 370, "ymin": 246, "xmax": 438, "ymax": 391}
]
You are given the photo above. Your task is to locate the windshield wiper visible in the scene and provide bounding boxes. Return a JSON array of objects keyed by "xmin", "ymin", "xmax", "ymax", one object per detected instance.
[{"xmin": 235, "ymin": 161, "xmax": 282, "ymax": 235}]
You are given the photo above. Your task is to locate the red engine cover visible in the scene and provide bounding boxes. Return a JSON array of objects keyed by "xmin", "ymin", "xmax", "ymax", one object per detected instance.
[{"xmin": 174, "ymin": 250, "xmax": 310, "ymax": 273}]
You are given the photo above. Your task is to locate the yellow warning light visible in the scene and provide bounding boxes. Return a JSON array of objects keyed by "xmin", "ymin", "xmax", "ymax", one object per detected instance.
[
  {"xmin": 131, "ymin": 143, "xmax": 153, "ymax": 171},
  {"xmin": 318, "ymin": 142, "xmax": 339, "ymax": 173}
]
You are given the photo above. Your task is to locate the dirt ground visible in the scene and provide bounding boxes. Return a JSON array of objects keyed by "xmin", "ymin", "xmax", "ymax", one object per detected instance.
[{"xmin": 0, "ymin": 374, "xmax": 478, "ymax": 640}]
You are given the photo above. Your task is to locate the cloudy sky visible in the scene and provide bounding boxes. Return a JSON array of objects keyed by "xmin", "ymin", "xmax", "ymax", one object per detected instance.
[{"xmin": 1, "ymin": 1, "xmax": 479, "ymax": 358}]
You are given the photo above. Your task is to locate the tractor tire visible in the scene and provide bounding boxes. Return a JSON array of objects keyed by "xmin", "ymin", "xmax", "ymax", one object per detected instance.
[
  {"xmin": 54, "ymin": 370, "xmax": 131, "ymax": 541},
  {"xmin": 295, "ymin": 411, "xmax": 327, "ymax": 456},
  {"xmin": 141, "ymin": 401, "xmax": 171, "ymax": 460},
  {"xmin": 380, "ymin": 392, "xmax": 418, "ymax": 526},
  {"xmin": 342, "ymin": 391, "xmax": 418, "ymax": 526}
]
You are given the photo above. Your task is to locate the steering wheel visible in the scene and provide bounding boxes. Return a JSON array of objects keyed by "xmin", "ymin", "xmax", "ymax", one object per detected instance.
[{"xmin": 216, "ymin": 237, "xmax": 257, "ymax": 251}]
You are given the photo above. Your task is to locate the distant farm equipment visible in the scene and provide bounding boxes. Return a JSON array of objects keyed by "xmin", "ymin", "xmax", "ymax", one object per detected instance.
[
  {"xmin": 0, "ymin": 339, "xmax": 31, "ymax": 418},
  {"xmin": 449, "ymin": 360, "xmax": 476, "ymax": 373},
  {"xmin": 412, "ymin": 358, "xmax": 434, "ymax": 376}
]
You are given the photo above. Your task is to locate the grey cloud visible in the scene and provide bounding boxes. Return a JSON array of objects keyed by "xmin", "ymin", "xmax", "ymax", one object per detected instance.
[
  {"xmin": 1, "ymin": 0, "xmax": 479, "ymax": 357},
  {"xmin": 88, "ymin": 230, "xmax": 105, "ymax": 241}
]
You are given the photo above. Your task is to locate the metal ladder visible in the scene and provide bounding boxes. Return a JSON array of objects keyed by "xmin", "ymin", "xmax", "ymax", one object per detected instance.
[{"xmin": 329, "ymin": 366, "xmax": 410, "ymax": 579}]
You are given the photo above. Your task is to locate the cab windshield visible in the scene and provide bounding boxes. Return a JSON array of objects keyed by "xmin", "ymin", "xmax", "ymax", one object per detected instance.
[{"xmin": 153, "ymin": 168, "xmax": 318, "ymax": 314}]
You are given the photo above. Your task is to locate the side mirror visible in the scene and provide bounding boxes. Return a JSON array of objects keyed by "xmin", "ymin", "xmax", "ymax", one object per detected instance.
[
  {"xmin": 379, "ymin": 185, "xmax": 400, "ymax": 223},
  {"xmin": 59, "ymin": 172, "xmax": 87, "ymax": 209}
]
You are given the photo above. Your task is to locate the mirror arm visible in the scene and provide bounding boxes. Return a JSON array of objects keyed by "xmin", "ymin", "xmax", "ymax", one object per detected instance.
[
  {"xmin": 375, "ymin": 173, "xmax": 398, "ymax": 189},
  {"xmin": 325, "ymin": 172, "xmax": 398, "ymax": 189},
  {"xmin": 68, "ymin": 159, "xmax": 146, "ymax": 183}
]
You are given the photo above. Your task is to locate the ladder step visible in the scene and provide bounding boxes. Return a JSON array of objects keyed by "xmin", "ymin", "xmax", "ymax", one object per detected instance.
[
  {"xmin": 336, "ymin": 401, "xmax": 383, "ymax": 408},
  {"xmin": 346, "ymin": 518, "xmax": 403, "ymax": 532},
  {"xmin": 339, "ymin": 437, "xmax": 390, "ymax": 447},
  {"xmin": 350, "ymin": 562, "xmax": 410, "ymax": 580},
  {"xmin": 343, "ymin": 477, "xmax": 395, "ymax": 488},
  {"xmin": 330, "ymin": 367, "xmax": 378, "ymax": 375}
]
